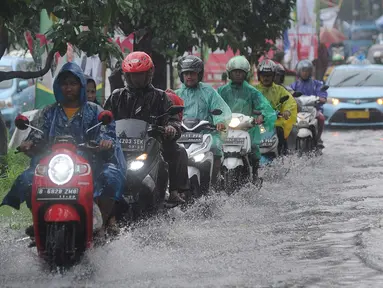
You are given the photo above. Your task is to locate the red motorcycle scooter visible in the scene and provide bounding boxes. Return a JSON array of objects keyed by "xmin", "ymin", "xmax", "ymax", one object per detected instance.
[{"xmin": 14, "ymin": 110, "xmax": 113, "ymax": 268}]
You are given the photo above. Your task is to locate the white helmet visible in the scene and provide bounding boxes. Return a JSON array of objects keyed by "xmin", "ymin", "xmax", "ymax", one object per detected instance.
[{"xmin": 257, "ymin": 59, "xmax": 276, "ymax": 74}]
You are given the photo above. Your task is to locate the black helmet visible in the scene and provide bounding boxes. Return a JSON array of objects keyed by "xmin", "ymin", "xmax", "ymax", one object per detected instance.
[
  {"xmin": 177, "ymin": 55, "xmax": 204, "ymax": 83},
  {"xmin": 275, "ymin": 63, "xmax": 285, "ymax": 76}
]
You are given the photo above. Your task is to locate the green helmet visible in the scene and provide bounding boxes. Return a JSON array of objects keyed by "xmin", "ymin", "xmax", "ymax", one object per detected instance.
[
  {"xmin": 332, "ymin": 54, "xmax": 343, "ymax": 62},
  {"xmin": 226, "ymin": 56, "xmax": 251, "ymax": 78}
]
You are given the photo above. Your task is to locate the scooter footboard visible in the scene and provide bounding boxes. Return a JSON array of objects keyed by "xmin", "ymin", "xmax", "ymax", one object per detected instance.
[
  {"xmin": 44, "ymin": 204, "xmax": 81, "ymax": 222},
  {"xmin": 223, "ymin": 157, "xmax": 244, "ymax": 170},
  {"xmin": 188, "ymin": 166, "xmax": 200, "ymax": 183}
]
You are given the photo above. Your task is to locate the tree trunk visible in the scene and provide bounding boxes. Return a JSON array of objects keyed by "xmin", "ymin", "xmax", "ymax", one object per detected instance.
[
  {"xmin": 133, "ymin": 29, "xmax": 167, "ymax": 90},
  {"xmin": 0, "ymin": 22, "xmax": 8, "ymax": 61}
]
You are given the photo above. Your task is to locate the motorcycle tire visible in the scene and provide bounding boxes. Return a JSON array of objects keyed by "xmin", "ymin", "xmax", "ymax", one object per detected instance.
[
  {"xmin": 297, "ymin": 137, "xmax": 313, "ymax": 156},
  {"xmin": 45, "ymin": 223, "xmax": 77, "ymax": 269}
]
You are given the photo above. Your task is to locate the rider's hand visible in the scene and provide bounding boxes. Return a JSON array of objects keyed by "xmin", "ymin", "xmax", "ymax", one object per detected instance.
[
  {"xmin": 99, "ymin": 139, "xmax": 113, "ymax": 151},
  {"xmin": 216, "ymin": 123, "xmax": 226, "ymax": 131},
  {"xmin": 19, "ymin": 141, "xmax": 34, "ymax": 152},
  {"xmin": 165, "ymin": 125, "xmax": 177, "ymax": 139},
  {"xmin": 319, "ymin": 97, "xmax": 326, "ymax": 104},
  {"xmin": 253, "ymin": 115, "xmax": 264, "ymax": 125},
  {"xmin": 282, "ymin": 111, "xmax": 291, "ymax": 120}
]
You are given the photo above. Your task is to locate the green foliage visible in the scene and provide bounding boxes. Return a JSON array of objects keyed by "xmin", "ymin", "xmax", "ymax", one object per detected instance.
[
  {"xmin": 1, "ymin": 0, "xmax": 123, "ymax": 62},
  {"xmin": 116, "ymin": 0, "xmax": 296, "ymax": 60},
  {"xmin": 0, "ymin": 151, "xmax": 31, "ymax": 226}
]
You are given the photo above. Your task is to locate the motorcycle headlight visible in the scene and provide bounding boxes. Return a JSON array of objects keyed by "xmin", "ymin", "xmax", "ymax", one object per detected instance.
[
  {"xmin": 193, "ymin": 153, "xmax": 205, "ymax": 162},
  {"xmin": 327, "ymin": 97, "xmax": 339, "ymax": 105},
  {"xmin": 0, "ymin": 98, "xmax": 13, "ymax": 109},
  {"xmin": 48, "ymin": 154, "xmax": 74, "ymax": 185},
  {"xmin": 229, "ymin": 118, "xmax": 240, "ymax": 128},
  {"xmin": 129, "ymin": 161, "xmax": 144, "ymax": 171},
  {"xmin": 260, "ymin": 125, "xmax": 266, "ymax": 134}
]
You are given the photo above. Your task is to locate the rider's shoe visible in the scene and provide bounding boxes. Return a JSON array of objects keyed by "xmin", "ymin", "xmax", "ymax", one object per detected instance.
[
  {"xmin": 317, "ymin": 138, "xmax": 325, "ymax": 149},
  {"xmin": 168, "ymin": 190, "xmax": 186, "ymax": 204}
]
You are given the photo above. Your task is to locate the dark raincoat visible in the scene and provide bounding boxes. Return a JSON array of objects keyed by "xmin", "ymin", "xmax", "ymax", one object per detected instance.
[{"xmin": 1, "ymin": 62, "xmax": 126, "ymax": 209}]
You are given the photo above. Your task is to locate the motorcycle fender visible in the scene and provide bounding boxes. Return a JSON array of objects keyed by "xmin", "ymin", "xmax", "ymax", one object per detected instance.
[
  {"xmin": 223, "ymin": 157, "xmax": 243, "ymax": 170},
  {"xmin": 188, "ymin": 166, "xmax": 200, "ymax": 184},
  {"xmin": 44, "ymin": 204, "xmax": 81, "ymax": 222},
  {"xmin": 297, "ymin": 128, "xmax": 312, "ymax": 138}
]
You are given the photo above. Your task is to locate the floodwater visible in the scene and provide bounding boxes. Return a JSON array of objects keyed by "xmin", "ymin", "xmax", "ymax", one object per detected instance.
[{"xmin": 2, "ymin": 129, "xmax": 383, "ymax": 287}]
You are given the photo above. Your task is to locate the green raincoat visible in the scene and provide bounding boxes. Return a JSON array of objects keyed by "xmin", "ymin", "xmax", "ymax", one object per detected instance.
[
  {"xmin": 218, "ymin": 81, "xmax": 276, "ymax": 158},
  {"xmin": 176, "ymin": 82, "xmax": 232, "ymax": 156}
]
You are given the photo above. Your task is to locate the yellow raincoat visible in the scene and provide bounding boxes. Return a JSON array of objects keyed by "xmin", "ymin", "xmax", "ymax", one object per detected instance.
[{"xmin": 255, "ymin": 83, "xmax": 297, "ymax": 139}]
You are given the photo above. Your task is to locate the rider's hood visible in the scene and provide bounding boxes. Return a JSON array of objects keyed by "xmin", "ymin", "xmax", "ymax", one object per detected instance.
[{"xmin": 53, "ymin": 62, "xmax": 87, "ymax": 104}]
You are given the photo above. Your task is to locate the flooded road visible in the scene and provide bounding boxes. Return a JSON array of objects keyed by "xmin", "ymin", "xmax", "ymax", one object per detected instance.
[{"xmin": 2, "ymin": 129, "xmax": 383, "ymax": 287}]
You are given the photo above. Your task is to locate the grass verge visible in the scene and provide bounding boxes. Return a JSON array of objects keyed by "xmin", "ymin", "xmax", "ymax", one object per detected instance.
[{"xmin": 0, "ymin": 151, "xmax": 31, "ymax": 229}]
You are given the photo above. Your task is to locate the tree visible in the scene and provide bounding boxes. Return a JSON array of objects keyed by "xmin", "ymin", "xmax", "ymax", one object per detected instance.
[
  {"xmin": 0, "ymin": 0, "xmax": 295, "ymax": 86},
  {"xmin": 115, "ymin": 0, "xmax": 295, "ymax": 87},
  {"xmin": 0, "ymin": 0, "xmax": 123, "ymax": 82}
]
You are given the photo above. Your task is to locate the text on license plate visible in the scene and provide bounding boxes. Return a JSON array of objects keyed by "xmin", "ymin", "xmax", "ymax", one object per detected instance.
[
  {"xmin": 36, "ymin": 188, "xmax": 79, "ymax": 201},
  {"xmin": 178, "ymin": 133, "xmax": 203, "ymax": 143},
  {"xmin": 224, "ymin": 138, "xmax": 245, "ymax": 145},
  {"xmin": 346, "ymin": 111, "xmax": 370, "ymax": 119},
  {"xmin": 119, "ymin": 138, "xmax": 145, "ymax": 151}
]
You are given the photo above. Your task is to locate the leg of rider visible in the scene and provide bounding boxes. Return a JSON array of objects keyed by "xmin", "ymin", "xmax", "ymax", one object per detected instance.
[
  {"xmin": 316, "ymin": 111, "xmax": 325, "ymax": 144},
  {"xmin": 211, "ymin": 133, "xmax": 223, "ymax": 187},
  {"xmin": 94, "ymin": 163, "xmax": 124, "ymax": 232},
  {"xmin": 1, "ymin": 167, "xmax": 34, "ymax": 210},
  {"xmin": 276, "ymin": 126, "xmax": 287, "ymax": 155},
  {"xmin": 162, "ymin": 140, "xmax": 189, "ymax": 202},
  {"xmin": 250, "ymin": 147, "xmax": 260, "ymax": 181}
]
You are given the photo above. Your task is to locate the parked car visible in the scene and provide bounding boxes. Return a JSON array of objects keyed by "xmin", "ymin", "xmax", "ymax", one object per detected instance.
[
  {"xmin": 0, "ymin": 55, "xmax": 36, "ymax": 133},
  {"xmin": 324, "ymin": 64, "xmax": 383, "ymax": 127}
]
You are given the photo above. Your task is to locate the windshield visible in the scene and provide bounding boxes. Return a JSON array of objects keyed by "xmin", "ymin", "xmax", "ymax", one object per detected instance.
[
  {"xmin": 0, "ymin": 66, "xmax": 13, "ymax": 89},
  {"xmin": 328, "ymin": 69, "xmax": 383, "ymax": 87},
  {"xmin": 115, "ymin": 119, "xmax": 148, "ymax": 138},
  {"xmin": 351, "ymin": 29, "xmax": 378, "ymax": 41}
]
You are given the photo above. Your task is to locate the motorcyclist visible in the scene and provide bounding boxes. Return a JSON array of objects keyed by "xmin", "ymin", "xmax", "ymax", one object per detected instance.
[
  {"xmin": 274, "ymin": 63, "xmax": 294, "ymax": 93},
  {"xmin": 323, "ymin": 54, "xmax": 344, "ymax": 82},
  {"xmin": 175, "ymin": 55, "xmax": 232, "ymax": 186},
  {"xmin": 1, "ymin": 62, "xmax": 126, "ymax": 235},
  {"xmin": 255, "ymin": 59, "xmax": 297, "ymax": 155},
  {"xmin": 289, "ymin": 59, "xmax": 327, "ymax": 148},
  {"xmin": 104, "ymin": 52, "xmax": 189, "ymax": 204},
  {"xmin": 217, "ymin": 55, "xmax": 276, "ymax": 182},
  {"xmin": 274, "ymin": 63, "xmax": 302, "ymax": 112},
  {"xmin": 85, "ymin": 75, "xmax": 101, "ymax": 105}
]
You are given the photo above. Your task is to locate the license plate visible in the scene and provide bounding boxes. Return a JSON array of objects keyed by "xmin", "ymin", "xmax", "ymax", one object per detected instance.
[
  {"xmin": 224, "ymin": 138, "xmax": 245, "ymax": 145},
  {"xmin": 346, "ymin": 111, "xmax": 370, "ymax": 119},
  {"xmin": 119, "ymin": 137, "xmax": 145, "ymax": 152},
  {"xmin": 178, "ymin": 133, "xmax": 203, "ymax": 143},
  {"xmin": 36, "ymin": 188, "xmax": 79, "ymax": 201}
]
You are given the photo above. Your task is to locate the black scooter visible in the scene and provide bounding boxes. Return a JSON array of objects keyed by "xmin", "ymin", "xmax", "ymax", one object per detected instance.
[{"xmin": 115, "ymin": 106, "xmax": 184, "ymax": 222}]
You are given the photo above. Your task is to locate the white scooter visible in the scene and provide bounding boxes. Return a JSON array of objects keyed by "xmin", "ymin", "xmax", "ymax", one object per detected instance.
[
  {"xmin": 221, "ymin": 113, "xmax": 259, "ymax": 193},
  {"xmin": 294, "ymin": 85, "xmax": 328, "ymax": 154},
  {"xmin": 177, "ymin": 109, "xmax": 223, "ymax": 198}
]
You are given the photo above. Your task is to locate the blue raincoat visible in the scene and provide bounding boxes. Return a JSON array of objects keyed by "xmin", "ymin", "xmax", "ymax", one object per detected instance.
[
  {"xmin": 290, "ymin": 79, "xmax": 328, "ymax": 112},
  {"xmin": 1, "ymin": 62, "xmax": 126, "ymax": 209}
]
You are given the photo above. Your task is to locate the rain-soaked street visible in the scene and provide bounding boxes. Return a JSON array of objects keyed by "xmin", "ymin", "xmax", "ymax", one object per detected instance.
[{"xmin": 2, "ymin": 129, "xmax": 383, "ymax": 287}]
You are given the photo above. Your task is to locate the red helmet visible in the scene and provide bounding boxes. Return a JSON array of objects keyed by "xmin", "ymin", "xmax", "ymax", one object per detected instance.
[{"xmin": 122, "ymin": 52, "xmax": 154, "ymax": 73}]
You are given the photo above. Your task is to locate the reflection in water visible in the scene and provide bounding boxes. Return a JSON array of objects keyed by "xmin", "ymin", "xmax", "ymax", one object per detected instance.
[{"xmin": 2, "ymin": 130, "xmax": 383, "ymax": 287}]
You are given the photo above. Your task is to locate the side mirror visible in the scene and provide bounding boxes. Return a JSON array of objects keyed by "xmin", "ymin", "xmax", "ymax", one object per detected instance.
[
  {"xmin": 97, "ymin": 110, "xmax": 114, "ymax": 125},
  {"xmin": 293, "ymin": 91, "xmax": 303, "ymax": 98},
  {"xmin": 18, "ymin": 80, "xmax": 29, "ymax": 91},
  {"xmin": 15, "ymin": 114, "xmax": 30, "ymax": 130},
  {"xmin": 321, "ymin": 85, "xmax": 329, "ymax": 91},
  {"xmin": 167, "ymin": 105, "xmax": 184, "ymax": 116},
  {"xmin": 210, "ymin": 109, "xmax": 223, "ymax": 115},
  {"xmin": 280, "ymin": 95, "xmax": 290, "ymax": 103}
]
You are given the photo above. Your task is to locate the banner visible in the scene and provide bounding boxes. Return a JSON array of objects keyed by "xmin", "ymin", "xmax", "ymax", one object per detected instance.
[
  {"xmin": 320, "ymin": 6, "xmax": 340, "ymax": 29},
  {"xmin": 296, "ymin": 0, "xmax": 318, "ymax": 61}
]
